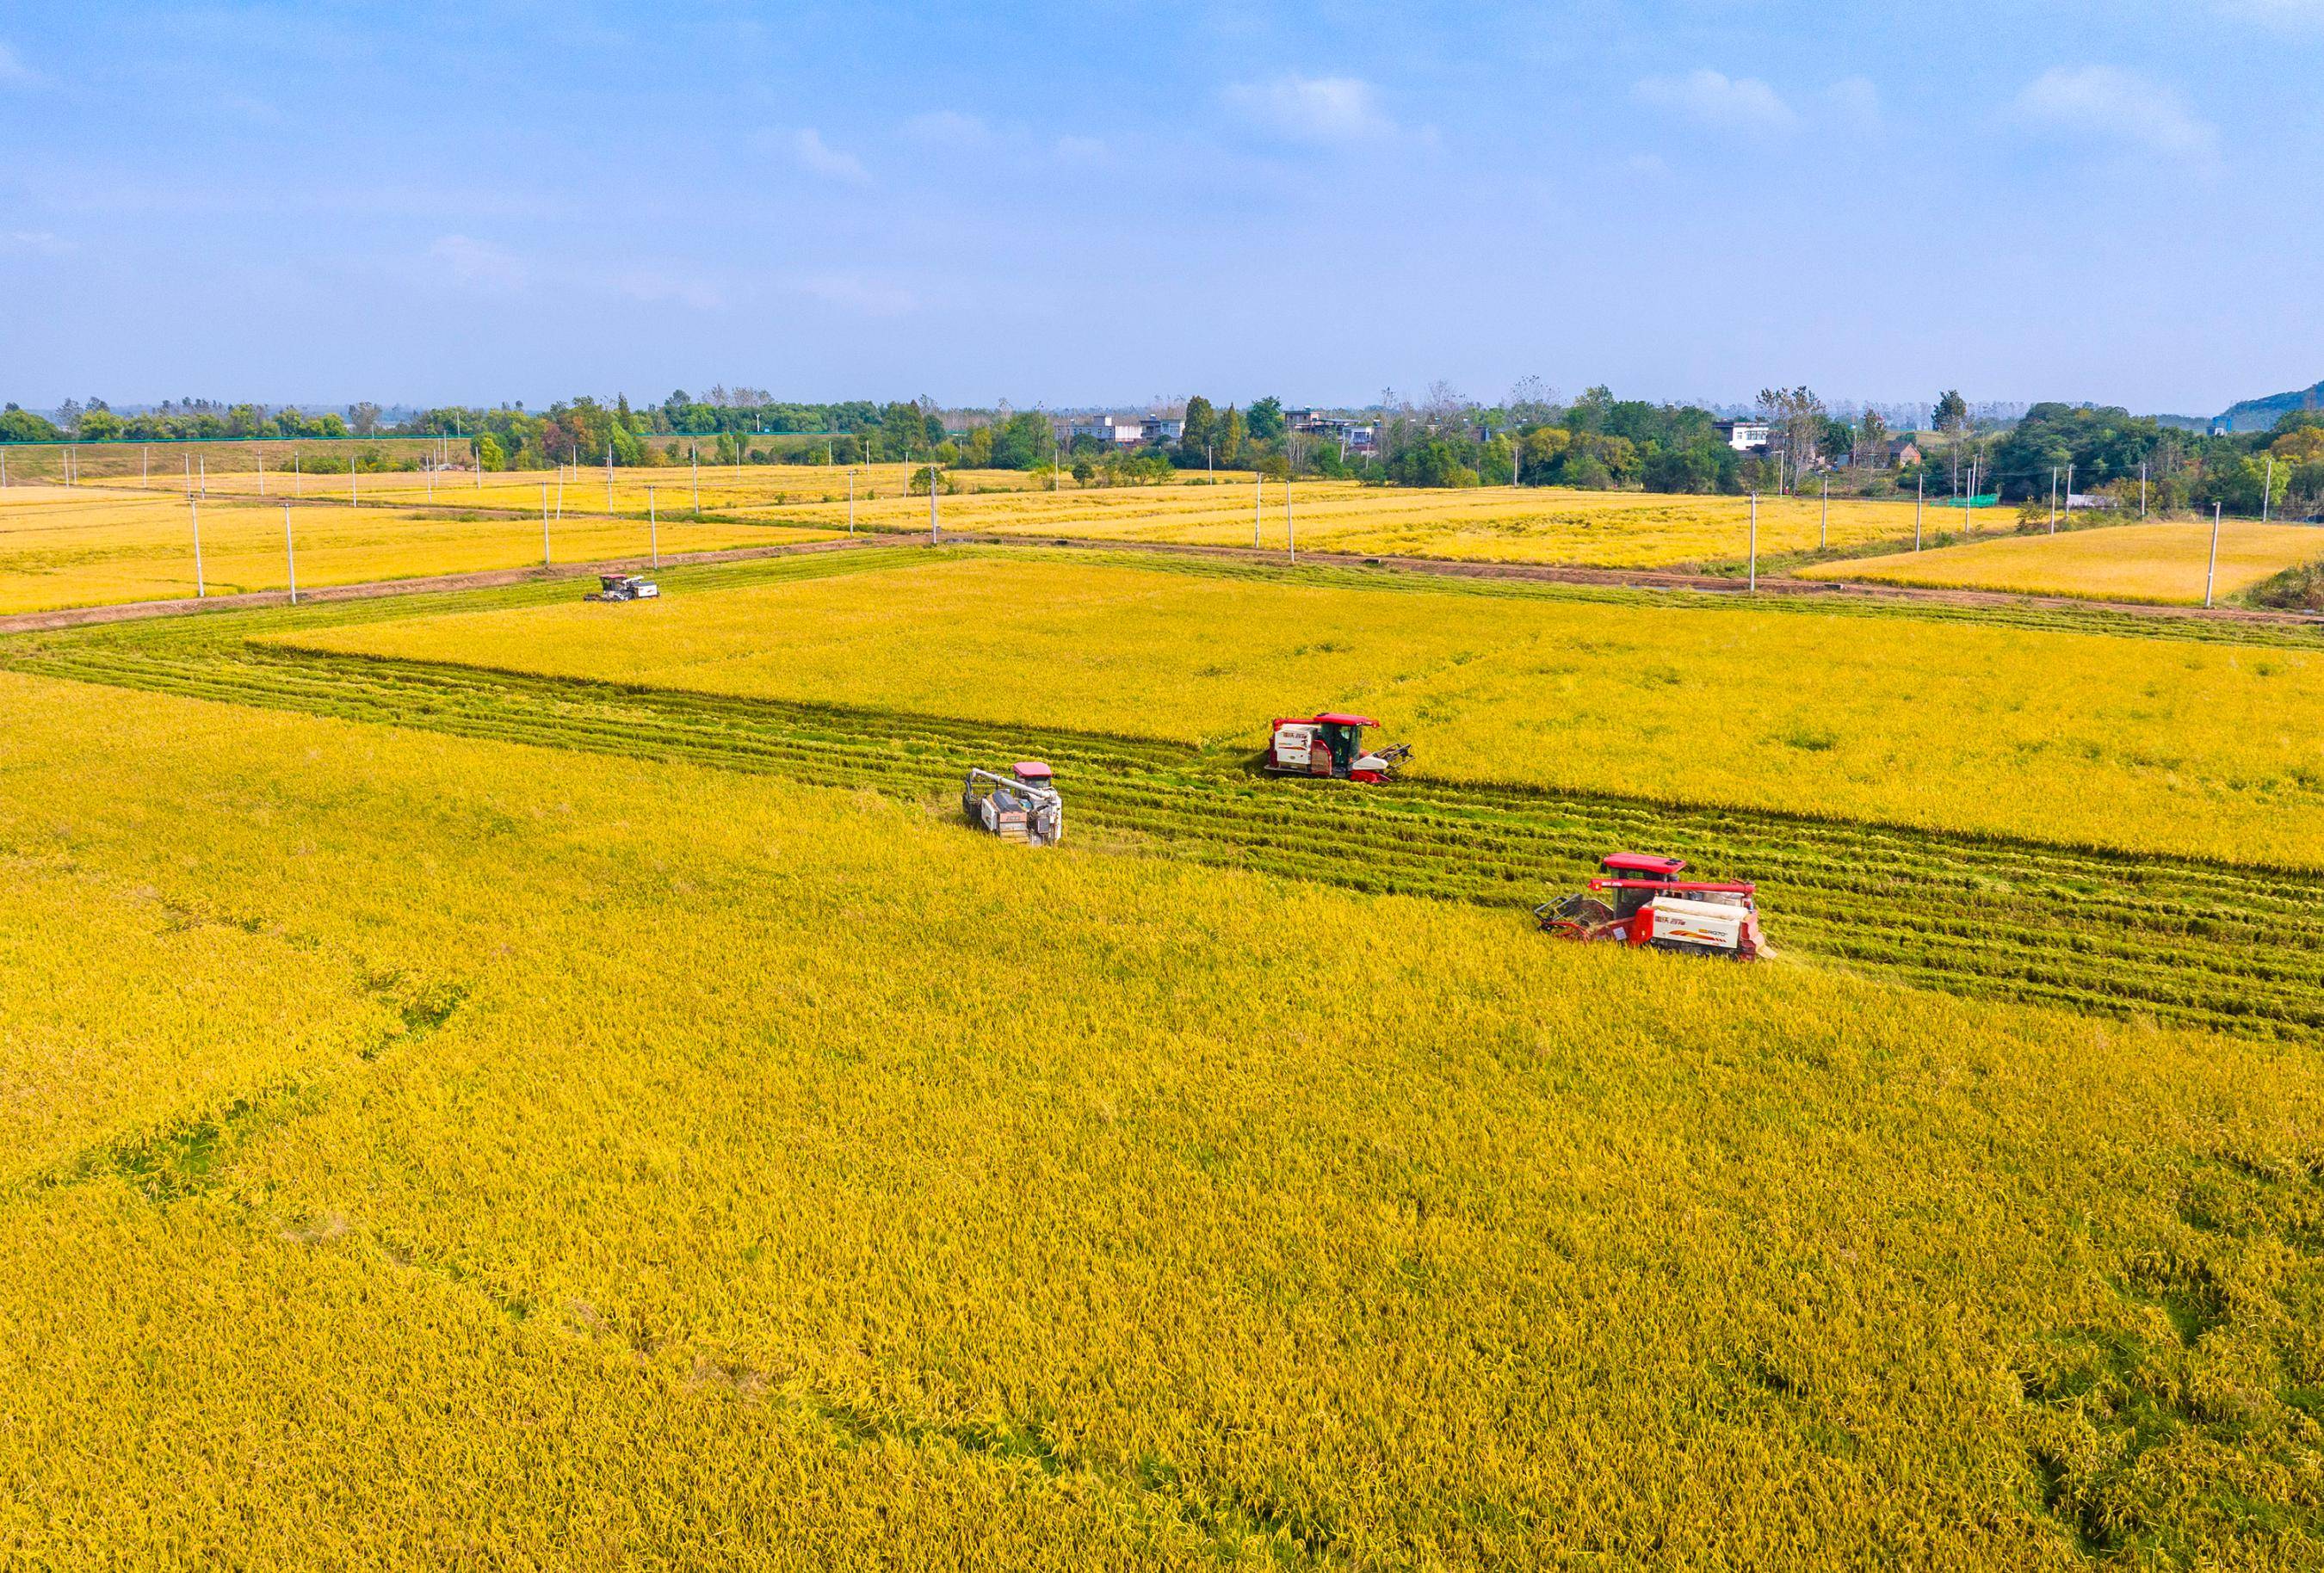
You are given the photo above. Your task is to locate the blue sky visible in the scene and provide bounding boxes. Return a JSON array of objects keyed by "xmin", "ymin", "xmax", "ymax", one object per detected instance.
[{"xmin": 2, "ymin": 1, "xmax": 2318, "ymax": 413}]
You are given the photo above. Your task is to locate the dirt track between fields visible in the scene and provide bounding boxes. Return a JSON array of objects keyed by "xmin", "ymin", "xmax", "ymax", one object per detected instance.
[{"xmin": 3, "ymin": 527, "xmax": 2320, "ymax": 636}]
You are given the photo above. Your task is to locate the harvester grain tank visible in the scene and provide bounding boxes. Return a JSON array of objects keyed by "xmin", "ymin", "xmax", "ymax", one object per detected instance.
[
  {"xmin": 961, "ymin": 762, "xmax": 1064, "ymax": 847},
  {"xmin": 1536, "ymin": 853, "xmax": 1771, "ymax": 959},
  {"xmin": 1264, "ymin": 713, "xmax": 1410, "ymax": 783}
]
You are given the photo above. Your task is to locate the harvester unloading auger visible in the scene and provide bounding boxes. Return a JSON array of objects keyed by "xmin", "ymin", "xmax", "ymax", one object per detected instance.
[
  {"xmin": 1536, "ymin": 853, "xmax": 1771, "ymax": 960},
  {"xmin": 961, "ymin": 762, "xmax": 1064, "ymax": 847}
]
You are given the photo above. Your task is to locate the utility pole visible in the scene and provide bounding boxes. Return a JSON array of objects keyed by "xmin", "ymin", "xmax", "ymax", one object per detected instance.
[
  {"xmin": 142, "ymin": 444, "xmax": 149, "ymax": 484},
  {"xmin": 1748, "ymin": 492, "xmax": 1758, "ymax": 590},
  {"xmin": 848, "ymin": 468, "xmax": 856, "ymax": 535},
  {"xmin": 2265, "ymin": 456, "xmax": 2275, "ymax": 522},
  {"xmin": 2049, "ymin": 466, "xmax": 2057, "ymax": 534},
  {"xmin": 282, "ymin": 503, "xmax": 297, "ymax": 605},
  {"xmin": 1287, "ymin": 470, "xmax": 1295, "ymax": 562},
  {"xmin": 692, "ymin": 445, "xmax": 701, "ymax": 517},
  {"xmin": 258, "ymin": 449, "xmax": 267, "ymax": 497},
  {"xmin": 1914, "ymin": 473, "xmax": 1925, "ymax": 551},
  {"xmin": 929, "ymin": 464, "xmax": 939, "ymax": 543},
  {"xmin": 1820, "ymin": 478, "xmax": 1828, "ymax": 551},
  {"xmin": 189, "ymin": 497, "xmax": 206, "ymax": 597},
  {"xmin": 1254, "ymin": 470, "xmax": 1263, "ymax": 549},
  {"xmin": 2205, "ymin": 501, "xmax": 2222, "ymax": 608},
  {"xmin": 605, "ymin": 441, "xmax": 613, "ymax": 513},
  {"xmin": 200, "ymin": 453, "xmax": 207, "ymax": 499},
  {"xmin": 541, "ymin": 484, "xmax": 551, "ymax": 565}
]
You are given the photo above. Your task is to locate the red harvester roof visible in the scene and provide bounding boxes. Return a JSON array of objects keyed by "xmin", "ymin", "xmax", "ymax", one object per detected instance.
[
  {"xmin": 1012, "ymin": 761, "xmax": 1053, "ymax": 780},
  {"xmin": 1311, "ymin": 712, "xmax": 1377, "ymax": 727},
  {"xmin": 1602, "ymin": 852, "xmax": 1688, "ymax": 875}
]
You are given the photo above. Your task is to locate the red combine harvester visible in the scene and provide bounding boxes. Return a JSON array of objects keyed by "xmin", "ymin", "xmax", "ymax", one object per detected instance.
[
  {"xmin": 1264, "ymin": 713, "xmax": 1411, "ymax": 783},
  {"xmin": 1536, "ymin": 853, "xmax": 1771, "ymax": 960}
]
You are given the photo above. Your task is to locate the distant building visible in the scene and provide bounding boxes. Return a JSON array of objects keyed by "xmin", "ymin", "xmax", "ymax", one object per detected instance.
[
  {"xmin": 1059, "ymin": 413, "xmax": 1155, "ymax": 446},
  {"xmin": 1287, "ymin": 409, "xmax": 1379, "ymax": 456},
  {"xmin": 1887, "ymin": 440, "xmax": 1923, "ymax": 468},
  {"xmin": 1717, "ymin": 420, "xmax": 1772, "ymax": 451}
]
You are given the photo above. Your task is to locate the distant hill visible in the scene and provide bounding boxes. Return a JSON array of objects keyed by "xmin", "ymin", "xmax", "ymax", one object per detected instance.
[{"xmin": 2217, "ymin": 380, "xmax": 2324, "ymax": 433}]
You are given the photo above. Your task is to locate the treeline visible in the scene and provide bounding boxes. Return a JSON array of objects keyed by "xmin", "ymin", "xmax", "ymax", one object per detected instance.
[
  {"xmin": 1972, "ymin": 402, "xmax": 2324, "ymax": 516},
  {"xmin": 13, "ymin": 386, "xmax": 2321, "ymax": 511}
]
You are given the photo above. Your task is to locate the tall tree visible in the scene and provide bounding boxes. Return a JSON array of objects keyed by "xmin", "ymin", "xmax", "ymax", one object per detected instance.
[
  {"xmin": 1755, "ymin": 386, "xmax": 1826, "ymax": 492},
  {"xmin": 1933, "ymin": 389, "xmax": 1969, "ymax": 494},
  {"xmin": 1177, "ymin": 395, "xmax": 1217, "ymax": 465}
]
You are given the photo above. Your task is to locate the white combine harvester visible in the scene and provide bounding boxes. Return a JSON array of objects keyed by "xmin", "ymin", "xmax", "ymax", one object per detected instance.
[
  {"xmin": 961, "ymin": 762, "xmax": 1064, "ymax": 847},
  {"xmin": 584, "ymin": 572, "xmax": 659, "ymax": 602}
]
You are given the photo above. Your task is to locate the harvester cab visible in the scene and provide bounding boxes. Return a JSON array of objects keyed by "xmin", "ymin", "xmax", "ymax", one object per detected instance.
[
  {"xmin": 1536, "ymin": 853, "xmax": 1770, "ymax": 960},
  {"xmin": 961, "ymin": 762, "xmax": 1064, "ymax": 847},
  {"xmin": 585, "ymin": 573, "xmax": 659, "ymax": 602},
  {"xmin": 1265, "ymin": 713, "xmax": 1411, "ymax": 783}
]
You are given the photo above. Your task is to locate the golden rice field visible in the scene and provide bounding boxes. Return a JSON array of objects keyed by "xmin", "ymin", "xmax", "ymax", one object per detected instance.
[
  {"xmin": 1805, "ymin": 518, "xmax": 2324, "ymax": 605},
  {"xmin": 149, "ymin": 464, "xmax": 1930, "ymax": 571},
  {"xmin": 176, "ymin": 459, "xmax": 979, "ymax": 513},
  {"xmin": 789, "ymin": 476, "xmax": 1920, "ymax": 569},
  {"xmin": 7, "ymin": 668, "xmax": 2322, "ymax": 1565},
  {"xmin": 0, "ymin": 485, "xmax": 834, "ymax": 612},
  {"xmin": 281, "ymin": 551, "xmax": 2324, "ymax": 870}
]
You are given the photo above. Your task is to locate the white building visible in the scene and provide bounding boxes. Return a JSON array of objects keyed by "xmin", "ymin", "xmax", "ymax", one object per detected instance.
[
  {"xmin": 1716, "ymin": 420, "xmax": 1772, "ymax": 451},
  {"xmin": 1060, "ymin": 413, "xmax": 1159, "ymax": 447}
]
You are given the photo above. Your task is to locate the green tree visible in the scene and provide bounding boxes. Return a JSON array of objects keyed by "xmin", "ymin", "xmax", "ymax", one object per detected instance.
[
  {"xmin": 1216, "ymin": 405, "xmax": 1248, "ymax": 468},
  {"xmin": 0, "ymin": 405, "xmax": 62, "ymax": 442},
  {"xmin": 1643, "ymin": 441, "xmax": 1721, "ymax": 494},
  {"xmin": 1247, "ymin": 396, "xmax": 1285, "ymax": 441},
  {"xmin": 1177, "ymin": 396, "xmax": 1217, "ymax": 465}
]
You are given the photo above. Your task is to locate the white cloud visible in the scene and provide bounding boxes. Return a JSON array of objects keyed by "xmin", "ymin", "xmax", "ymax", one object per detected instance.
[
  {"xmin": 790, "ymin": 128, "xmax": 868, "ymax": 183},
  {"xmin": 1634, "ymin": 70, "xmax": 1797, "ymax": 135},
  {"xmin": 1225, "ymin": 74, "xmax": 1396, "ymax": 144},
  {"xmin": 789, "ymin": 273, "xmax": 917, "ymax": 317},
  {"xmin": 0, "ymin": 229, "xmax": 72, "ymax": 256},
  {"xmin": 2216, "ymin": 0, "xmax": 2324, "ymax": 26},
  {"xmin": 1826, "ymin": 77, "xmax": 1882, "ymax": 133},
  {"xmin": 0, "ymin": 41, "xmax": 37, "ymax": 88},
  {"xmin": 2012, "ymin": 65, "xmax": 2218, "ymax": 160},
  {"xmin": 900, "ymin": 110, "xmax": 995, "ymax": 150},
  {"xmin": 219, "ymin": 93, "xmax": 281, "ymax": 125},
  {"xmin": 613, "ymin": 268, "xmax": 722, "ymax": 310},
  {"xmin": 428, "ymin": 234, "xmax": 528, "ymax": 291}
]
